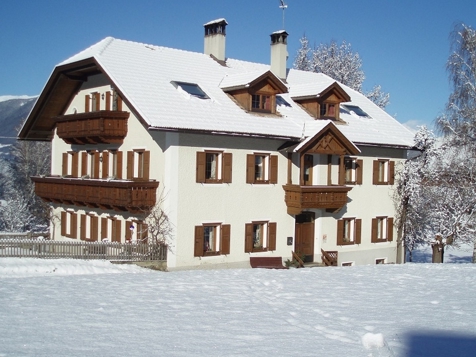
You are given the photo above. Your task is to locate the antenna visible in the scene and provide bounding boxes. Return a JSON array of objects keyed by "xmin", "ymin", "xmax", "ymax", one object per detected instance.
[{"xmin": 279, "ymin": 0, "xmax": 288, "ymax": 30}]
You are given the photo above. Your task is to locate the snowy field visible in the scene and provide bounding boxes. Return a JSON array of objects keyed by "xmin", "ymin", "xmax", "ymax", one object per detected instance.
[{"xmin": 1, "ymin": 258, "xmax": 476, "ymax": 357}]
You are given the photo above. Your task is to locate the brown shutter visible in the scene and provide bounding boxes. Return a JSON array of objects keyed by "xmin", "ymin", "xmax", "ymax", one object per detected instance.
[
  {"xmin": 356, "ymin": 159, "xmax": 363, "ymax": 185},
  {"xmin": 389, "ymin": 161, "xmax": 395, "ymax": 185},
  {"xmin": 372, "ymin": 160, "xmax": 379, "ymax": 185},
  {"xmin": 105, "ymin": 91, "xmax": 111, "ymax": 111},
  {"xmin": 81, "ymin": 152, "xmax": 88, "ymax": 177},
  {"xmin": 287, "ymin": 153, "xmax": 293, "ymax": 184},
  {"xmin": 196, "ymin": 152, "xmax": 206, "ymax": 183},
  {"xmin": 80, "ymin": 214, "xmax": 86, "ymax": 241},
  {"xmin": 270, "ymin": 155, "xmax": 278, "ymax": 184},
  {"xmin": 91, "ymin": 216, "xmax": 98, "ymax": 241},
  {"xmin": 102, "ymin": 152, "xmax": 109, "ymax": 179},
  {"xmin": 116, "ymin": 95, "xmax": 123, "ymax": 111},
  {"xmin": 113, "ymin": 220, "xmax": 122, "ymax": 243},
  {"xmin": 371, "ymin": 218, "xmax": 378, "ymax": 243},
  {"xmin": 93, "ymin": 152, "xmax": 100, "ymax": 179},
  {"xmin": 62, "ymin": 153, "xmax": 68, "ymax": 176},
  {"xmin": 387, "ymin": 218, "xmax": 394, "ymax": 241},
  {"xmin": 221, "ymin": 224, "xmax": 231, "ymax": 255},
  {"xmin": 126, "ymin": 151, "xmax": 133, "ymax": 179},
  {"xmin": 194, "ymin": 225, "xmax": 204, "ymax": 257},
  {"xmin": 337, "ymin": 220, "xmax": 344, "ymax": 245},
  {"xmin": 245, "ymin": 223, "xmax": 253, "ymax": 252},
  {"xmin": 85, "ymin": 95, "xmax": 90, "ymax": 113},
  {"xmin": 125, "ymin": 220, "xmax": 133, "ymax": 241},
  {"xmin": 223, "ymin": 153, "xmax": 232, "ymax": 183},
  {"xmin": 246, "ymin": 154, "xmax": 255, "ymax": 184},
  {"xmin": 355, "ymin": 219, "xmax": 362, "ymax": 244},
  {"xmin": 61, "ymin": 211, "xmax": 67, "ymax": 236},
  {"xmin": 338, "ymin": 156, "xmax": 345, "ymax": 185},
  {"xmin": 71, "ymin": 213, "xmax": 78, "ymax": 239},
  {"xmin": 101, "ymin": 217, "xmax": 108, "ymax": 239},
  {"xmin": 94, "ymin": 92, "xmax": 101, "ymax": 111},
  {"xmin": 71, "ymin": 152, "xmax": 79, "ymax": 177},
  {"xmin": 143, "ymin": 151, "xmax": 150, "ymax": 180},
  {"xmin": 116, "ymin": 151, "xmax": 123, "ymax": 179},
  {"xmin": 268, "ymin": 222, "xmax": 277, "ymax": 251}
]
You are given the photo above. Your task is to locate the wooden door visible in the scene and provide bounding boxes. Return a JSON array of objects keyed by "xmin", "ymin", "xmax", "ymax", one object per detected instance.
[{"xmin": 294, "ymin": 212, "xmax": 315, "ymax": 262}]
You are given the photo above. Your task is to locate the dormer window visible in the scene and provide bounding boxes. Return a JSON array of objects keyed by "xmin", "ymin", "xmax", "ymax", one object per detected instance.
[
  {"xmin": 252, "ymin": 94, "xmax": 272, "ymax": 112},
  {"xmin": 320, "ymin": 103, "xmax": 336, "ymax": 118},
  {"xmin": 172, "ymin": 81, "xmax": 209, "ymax": 99}
]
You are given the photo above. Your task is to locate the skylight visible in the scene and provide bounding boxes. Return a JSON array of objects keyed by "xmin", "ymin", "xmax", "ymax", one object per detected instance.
[
  {"xmin": 276, "ymin": 95, "xmax": 291, "ymax": 107},
  {"xmin": 341, "ymin": 104, "xmax": 371, "ymax": 118},
  {"xmin": 172, "ymin": 81, "xmax": 209, "ymax": 99}
]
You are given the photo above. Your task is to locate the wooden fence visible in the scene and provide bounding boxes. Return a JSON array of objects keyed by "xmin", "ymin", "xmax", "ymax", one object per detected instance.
[{"xmin": 0, "ymin": 236, "xmax": 167, "ymax": 262}]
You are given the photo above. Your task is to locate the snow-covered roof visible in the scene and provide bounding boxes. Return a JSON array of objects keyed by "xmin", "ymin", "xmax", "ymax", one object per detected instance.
[{"xmin": 54, "ymin": 37, "xmax": 414, "ymax": 147}]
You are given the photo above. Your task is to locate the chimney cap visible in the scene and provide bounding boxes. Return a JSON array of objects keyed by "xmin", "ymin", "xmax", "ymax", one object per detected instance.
[{"xmin": 203, "ymin": 18, "xmax": 228, "ymax": 27}]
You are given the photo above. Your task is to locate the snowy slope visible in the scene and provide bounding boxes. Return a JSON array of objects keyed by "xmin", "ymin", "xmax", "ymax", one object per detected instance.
[{"xmin": 0, "ymin": 259, "xmax": 475, "ymax": 357}]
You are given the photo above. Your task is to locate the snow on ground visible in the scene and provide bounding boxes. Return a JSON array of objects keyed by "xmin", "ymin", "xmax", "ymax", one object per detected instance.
[{"xmin": 1, "ymin": 259, "xmax": 476, "ymax": 357}]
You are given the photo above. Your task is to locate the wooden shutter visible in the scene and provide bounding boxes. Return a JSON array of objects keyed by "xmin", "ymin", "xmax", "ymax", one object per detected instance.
[
  {"xmin": 194, "ymin": 225, "xmax": 204, "ymax": 257},
  {"xmin": 142, "ymin": 151, "xmax": 150, "ymax": 180},
  {"xmin": 81, "ymin": 152, "xmax": 88, "ymax": 177},
  {"xmin": 245, "ymin": 223, "xmax": 253, "ymax": 252},
  {"xmin": 387, "ymin": 218, "xmax": 394, "ymax": 241},
  {"xmin": 389, "ymin": 161, "xmax": 395, "ymax": 185},
  {"xmin": 116, "ymin": 151, "xmax": 123, "ymax": 179},
  {"xmin": 113, "ymin": 220, "xmax": 121, "ymax": 243},
  {"xmin": 371, "ymin": 218, "xmax": 378, "ymax": 243},
  {"xmin": 338, "ymin": 156, "xmax": 345, "ymax": 185},
  {"xmin": 223, "ymin": 153, "xmax": 232, "ymax": 183},
  {"xmin": 287, "ymin": 153, "xmax": 293, "ymax": 184},
  {"xmin": 84, "ymin": 95, "xmax": 90, "ymax": 113},
  {"xmin": 372, "ymin": 160, "xmax": 379, "ymax": 185},
  {"xmin": 116, "ymin": 95, "xmax": 123, "ymax": 111},
  {"xmin": 125, "ymin": 220, "xmax": 133, "ymax": 241},
  {"xmin": 126, "ymin": 151, "xmax": 134, "ymax": 179},
  {"xmin": 270, "ymin": 155, "xmax": 278, "ymax": 184},
  {"xmin": 336, "ymin": 220, "xmax": 344, "ymax": 245},
  {"xmin": 105, "ymin": 91, "xmax": 112, "ymax": 111},
  {"xmin": 62, "ymin": 153, "xmax": 68, "ymax": 176},
  {"xmin": 221, "ymin": 224, "xmax": 231, "ymax": 255},
  {"xmin": 102, "ymin": 152, "xmax": 109, "ymax": 179},
  {"xmin": 101, "ymin": 217, "xmax": 108, "ymax": 239},
  {"xmin": 93, "ymin": 152, "xmax": 100, "ymax": 179},
  {"xmin": 94, "ymin": 92, "xmax": 101, "ymax": 111},
  {"xmin": 71, "ymin": 152, "xmax": 79, "ymax": 178},
  {"xmin": 356, "ymin": 160, "xmax": 363, "ymax": 185},
  {"xmin": 91, "ymin": 216, "xmax": 98, "ymax": 241},
  {"xmin": 71, "ymin": 213, "xmax": 78, "ymax": 239},
  {"xmin": 196, "ymin": 152, "xmax": 206, "ymax": 183},
  {"xmin": 61, "ymin": 211, "xmax": 67, "ymax": 236},
  {"xmin": 246, "ymin": 154, "xmax": 255, "ymax": 184},
  {"xmin": 268, "ymin": 222, "xmax": 277, "ymax": 251},
  {"xmin": 355, "ymin": 219, "xmax": 362, "ymax": 244},
  {"xmin": 80, "ymin": 214, "xmax": 86, "ymax": 241}
]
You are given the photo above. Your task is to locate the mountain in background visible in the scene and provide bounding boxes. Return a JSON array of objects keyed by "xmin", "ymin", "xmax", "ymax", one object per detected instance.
[{"xmin": 0, "ymin": 96, "xmax": 37, "ymax": 152}]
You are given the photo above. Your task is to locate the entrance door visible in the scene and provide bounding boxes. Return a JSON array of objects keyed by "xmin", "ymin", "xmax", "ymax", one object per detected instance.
[{"xmin": 294, "ymin": 212, "xmax": 315, "ymax": 263}]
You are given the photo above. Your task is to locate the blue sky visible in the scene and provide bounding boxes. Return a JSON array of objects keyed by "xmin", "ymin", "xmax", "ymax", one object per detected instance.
[{"xmin": 1, "ymin": 0, "xmax": 475, "ymax": 130}]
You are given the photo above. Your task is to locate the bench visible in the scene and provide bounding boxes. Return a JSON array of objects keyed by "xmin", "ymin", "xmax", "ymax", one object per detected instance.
[{"xmin": 250, "ymin": 256, "xmax": 288, "ymax": 269}]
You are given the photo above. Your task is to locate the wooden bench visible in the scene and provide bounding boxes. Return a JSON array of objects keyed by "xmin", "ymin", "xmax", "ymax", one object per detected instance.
[{"xmin": 250, "ymin": 256, "xmax": 288, "ymax": 269}]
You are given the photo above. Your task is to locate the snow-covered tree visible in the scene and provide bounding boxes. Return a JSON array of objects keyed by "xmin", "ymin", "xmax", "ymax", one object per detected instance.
[{"xmin": 293, "ymin": 37, "xmax": 390, "ymax": 109}]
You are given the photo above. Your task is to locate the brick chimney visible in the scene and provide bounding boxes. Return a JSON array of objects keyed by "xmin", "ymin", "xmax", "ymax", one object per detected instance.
[
  {"xmin": 270, "ymin": 30, "xmax": 288, "ymax": 80},
  {"xmin": 204, "ymin": 18, "xmax": 227, "ymax": 62}
]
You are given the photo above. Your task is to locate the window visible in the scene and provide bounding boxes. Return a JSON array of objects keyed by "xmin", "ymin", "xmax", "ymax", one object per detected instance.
[
  {"xmin": 245, "ymin": 221, "xmax": 277, "ymax": 252},
  {"xmin": 246, "ymin": 154, "xmax": 278, "ymax": 184},
  {"xmin": 251, "ymin": 94, "xmax": 272, "ymax": 112},
  {"xmin": 101, "ymin": 216, "xmax": 122, "ymax": 243},
  {"xmin": 372, "ymin": 159, "xmax": 395, "ymax": 185},
  {"xmin": 127, "ymin": 150, "xmax": 150, "ymax": 180},
  {"xmin": 101, "ymin": 150, "xmax": 123, "ymax": 179},
  {"xmin": 61, "ymin": 210, "xmax": 78, "ymax": 239},
  {"xmin": 172, "ymin": 81, "xmax": 209, "ymax": 99},
  {"xmin": 194, "ymin": 223, "xmax": 231, "ymax": 257},
  {"xmin": 126, "ymin": 220, "xmax": 149, "ymax": 243},
  {"xmin": 85, "ymin": 92, "xmax": 101, "ymax": 112},
  {"xmin": 303, "ymin": 154, "xmax": 313, "ymax": 185},
  {"xmin": 344, "ymin": 157, "xmax": 363, "ymax": 185},
  {"xmin": 341, "ymin": 104, "xmax": 371, "ymax": 118},
  {"xmin": 371, "ymin": 217, "xmax": 394, "ymax": 243},
  {"xmin": 196, "ymin": 151, "xmax": 232, "ymax": 183},
  {"xmin": 80, "ymin": 151, "xmax": 100, "ymax": 179},
  {"xmin": 342, "ymin": 262, "xmax": 354, "ymax": 267},
  {"xmin": 337, "ymin": 218, "xmax": 361, "ymax": 245},
  {"xmin": 80, "ymin": 213, "xmax": 99, "ymax": 242},
  {"xmin": 320, "ymin": 103, "xmax": 336, "ymax": 118},
  {"xmin": 376, "ymin": 258, "xmax": 386, "ymax": 264},
  {"xmin": 62, "ymin": 151, "xmax": 79, "ymax": 177}
]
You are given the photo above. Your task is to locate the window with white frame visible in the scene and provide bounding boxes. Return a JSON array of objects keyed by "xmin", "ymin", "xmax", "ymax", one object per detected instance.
[
  {"xmin": 344, "ymin": 157, "xmax": 363, "ymax": 185},
  {"xmin": 373, "ymin": 159, "xmax": 395, "ymax": 185},
  {"xmin": 61, "ymin": 210, "xmax": 78, "ymax": 239},
  {"xmin": 196, "ymin": 151, "xmax": 232, "ymax": 183},
  {"xmin": 101, "ymin": 216, "xmax": 122, "ymax": 243},
  {"xmin": 246, "ymin": 154, "xmax": 278, "ymax": 184},
  {"xmin": 337, "ymin": 218, "xmax": 361, "ymax": 245},
  {"xmin": 371, "ymin": 216, "xmax": 394, "ymax": 243},
  {"xmin": 245, "ymin": 221, "xmax": 277, "ymax": 252},
  {"xmin": 80, "ymin": 213, "xmax": 98, "ymax": 241},
  {"xmin": 194, "ymin": 223, "xmax": 231, "ymax": 257},
  {"xmin": 62, "ymin": 151, "xmax": 79, "ymax": 177},
  {"xmin": 127, "ymin": 150, "xmax": 150, "ymax": 180}
]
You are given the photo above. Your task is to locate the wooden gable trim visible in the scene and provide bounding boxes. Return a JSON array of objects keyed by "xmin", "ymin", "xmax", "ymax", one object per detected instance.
[
  {"xmin": 297, "ymin": 123, "xmax": 359, "ymax": 156},
  {"xmin": 319, "ymin": 82, "xmax": 351, "ymax": 103}
]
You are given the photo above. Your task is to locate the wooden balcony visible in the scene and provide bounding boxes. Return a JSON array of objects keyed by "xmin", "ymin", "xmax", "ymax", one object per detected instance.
[
  {"xmin": 32, "ymin": 176, "xmax": 158, "ymax": 213},
  {"xmin": 283, "ymin": 184, "xmax": 352, "ymax": 215},
  {"xmin": 56, "ymin": 110, "xmax": 129, "ymax": 145}
]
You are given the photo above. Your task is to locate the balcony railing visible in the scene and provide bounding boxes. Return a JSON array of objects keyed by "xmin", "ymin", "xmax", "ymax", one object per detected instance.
[
  {"xmin": 32, "ymin": 176, "xmax": 158, "ymax": 213},
  {"xmin": 283, "ymin": 184, "xmax": 352, "ymax": 215},
  {"xmin": 56, "ymin": 110, "xmax": 129, "ymax": 144}
]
